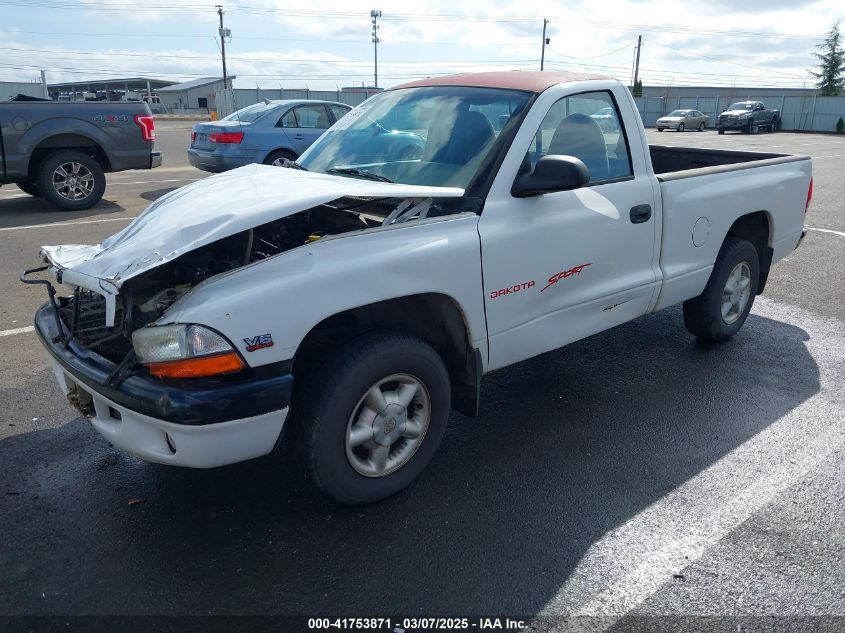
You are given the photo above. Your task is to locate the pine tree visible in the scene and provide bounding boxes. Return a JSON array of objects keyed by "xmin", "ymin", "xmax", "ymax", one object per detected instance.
[
  {"xmin": 632, "ymin": 79, "xmax": 643, "ymax": 97},
  {"xmin": 811, "ymin": 22, "xmax": 845, "ymax": 96}
]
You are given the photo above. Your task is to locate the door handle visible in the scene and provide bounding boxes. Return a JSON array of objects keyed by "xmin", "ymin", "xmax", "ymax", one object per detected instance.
[{"xmin": 630, "ymin": 204, "xmax": 652, "ymax": 224}]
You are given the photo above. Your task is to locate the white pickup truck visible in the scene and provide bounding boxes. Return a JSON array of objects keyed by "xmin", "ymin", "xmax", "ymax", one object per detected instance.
[{"xmin": 27, "ymin": 71, "xmax": 813, "ymax": 504}]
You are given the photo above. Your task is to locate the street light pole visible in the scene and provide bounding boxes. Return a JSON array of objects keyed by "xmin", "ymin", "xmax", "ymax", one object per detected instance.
[
  {"xmin": 540, "ymin": 19, "xmax": 550, "ymax": 71},
  {"xmin": 371, "ymin": 10, "xmax": 382, "ymax": 88}
]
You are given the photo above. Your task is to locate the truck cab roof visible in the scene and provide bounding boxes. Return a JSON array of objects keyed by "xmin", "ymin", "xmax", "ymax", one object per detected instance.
[{"xmin": 393, "ymin": 71, "xmax": 611, "ymax": 93}]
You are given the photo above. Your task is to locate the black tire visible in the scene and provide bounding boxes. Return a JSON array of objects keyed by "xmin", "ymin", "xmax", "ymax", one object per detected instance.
[
  {"xmin": 771, "ymin": 117, "xmax": 780, "ymax": 132},
  {"xmin": 744, "ymin": 121, "xmax": 753, "ymax": 134},
  {"xmin": 657, "ymin": 128, "xmax": 664, "ymax": 132},
  {"xmin": 678, "ymin": 122, "xmax": 685, "ymax": 132},
  {"xmin": 36, "ymin": 150, "xmax": 105, "ymax": 211},
  {"xmin": 718, "ymin": 128, "xmax": 725, "ymax": 135},
  {"xmin": 264, "ymin": 149, "xmax": 297, "ymax": 166},
  {"xmin": 295, "ymin": 332, "xmax": 451, "ymax": 504},
  {"xmin": 682, "ymin": 237, "xmax": 760, "ymax": 343},
  {"xmin": 698, "ymin": 122, "xmax": 705, "ymax": 132},
  {"xmin": 16, "ymin": 181, "xmax": 41, "ymax": 197}
]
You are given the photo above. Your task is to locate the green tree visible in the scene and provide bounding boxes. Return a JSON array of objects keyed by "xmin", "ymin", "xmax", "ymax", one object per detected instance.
[
  {"xmin": 632, "ymin": 79, "xmax": 643, "ymax": 97},
  {"xmin": 811, "ymin": 22, "xmax": 845, "ymax": 96}
]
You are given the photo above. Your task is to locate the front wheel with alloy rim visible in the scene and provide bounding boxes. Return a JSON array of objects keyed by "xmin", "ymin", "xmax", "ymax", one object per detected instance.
[
  {"xmin": 295, "ymin": 332, "xmax": 451, "ymax": 504},
  {"xmin": 682, "ymin": 237, "xmax": 760, "ymax": 342},
  {"xmin": 36, "ymin": 150, "xmax": 105, "ymax": 211},
  {"xmin": 678, "ymin": 122, "xmax": 685, "ymax": 132}
]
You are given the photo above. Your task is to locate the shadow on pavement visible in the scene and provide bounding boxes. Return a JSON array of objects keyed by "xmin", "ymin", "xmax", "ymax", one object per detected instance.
[
  {"xmin": 0, "ymin": 195, "xmax": 125, "ymax": 228},
  {"xmin": 140, "ymin": 187, "xmax": 181, "ymax": 202},
  {"xmin": 0, "ymin": 307, "xmax": 820, "ymax": 616}
]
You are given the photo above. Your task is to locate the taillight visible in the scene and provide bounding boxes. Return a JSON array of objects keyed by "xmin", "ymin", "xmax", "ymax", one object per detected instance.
[
  {"xmin": 208, "ymin": 132, "xmax": 244, "ymax": 144},
  {"xmin": 133, "ymin": 114, "xmax": 155, "ymax": 141},
  {"xmin": 191, "ymin": 131, "xmax": 196, "ymax": 142},
  {"xmin": 805, "ymin": 177, "xmax": 813, "ymax": 213}
]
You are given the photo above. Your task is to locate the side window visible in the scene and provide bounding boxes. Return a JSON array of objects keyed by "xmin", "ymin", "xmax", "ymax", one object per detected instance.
[
  {"xmin": 277, "ymin": 109, "xmax": 297, "ymax": 128},
  {"xmin": 329, "ymin": 104, "xmax": 351, "ymax": 122},
  {"xmin": 293, "ymin": 104, "xmax": 332, "ymax": 129},
  {"xmin": 525, "ymin": 90, "xmax": 632, "ymax": 183}
]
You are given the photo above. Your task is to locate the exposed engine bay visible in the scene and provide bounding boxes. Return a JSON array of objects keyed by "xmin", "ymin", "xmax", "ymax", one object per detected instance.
[{"xmin": 52, "ymin": 195, "xmax": 470, "ymax": 363}]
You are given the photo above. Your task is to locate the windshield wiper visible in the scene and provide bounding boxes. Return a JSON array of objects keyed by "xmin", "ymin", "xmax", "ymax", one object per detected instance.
[
  {"xmin": 286, "ymin": 161, "xmax": 307, "ymax": 170},
  {"xmin": 326, "ymin": 167, "xmax": 392, "ymax": 183}
]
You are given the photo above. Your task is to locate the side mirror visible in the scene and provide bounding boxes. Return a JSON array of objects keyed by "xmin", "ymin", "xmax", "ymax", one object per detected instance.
[{"xmin": 512, "ymin": 155, "xmax": 590, "ymax": 198}]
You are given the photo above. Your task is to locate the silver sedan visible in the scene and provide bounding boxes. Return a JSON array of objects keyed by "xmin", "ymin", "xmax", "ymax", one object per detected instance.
[{"xmin": 656, "ymin": 109, "xmax": 708, "ymax": 132}]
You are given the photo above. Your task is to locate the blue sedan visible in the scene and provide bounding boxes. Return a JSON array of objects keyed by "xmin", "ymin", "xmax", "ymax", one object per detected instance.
[{"xmin": 188, "ymin": 100, "xmax": 352, "ymax": 173}]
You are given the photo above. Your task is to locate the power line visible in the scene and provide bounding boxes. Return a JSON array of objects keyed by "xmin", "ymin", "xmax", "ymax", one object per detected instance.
[{"xmin": 0, "ymin": 1, "xmax": 825, "ymax": 40}]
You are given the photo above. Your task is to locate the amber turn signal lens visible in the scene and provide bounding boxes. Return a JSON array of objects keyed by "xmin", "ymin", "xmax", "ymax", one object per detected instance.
[{"xmin": 148, "ymin": 352, "xmax": 246, "ymax": 378}]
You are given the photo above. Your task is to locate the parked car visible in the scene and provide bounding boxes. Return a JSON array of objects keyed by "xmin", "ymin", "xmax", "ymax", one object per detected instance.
[
  {"xmin": 656, "ymin": 109, "xmax": 708, "ymax": 132},
  {"xmin": 717, "ymin": 101, "xmax": 780, "ymax": 134},
  {"xmin": 0, "ymin": 101, "xmax": 160, "ymax": 210},
  {"xmin": 188, "ymin": 100, "xmax": 348, "ymax": 173},
  {"xmin": 28, "ymin": 71, "xmax": 811, "ymax": 504},
  {"xmin": 590, "ymin": 106, "xmax": 617, "ymax": 131}
]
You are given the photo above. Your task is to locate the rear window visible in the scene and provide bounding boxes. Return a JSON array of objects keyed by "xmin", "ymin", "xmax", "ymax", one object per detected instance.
[{"xmin": 222, "ymin": 102, "xmax": 277, "ymax": 123}]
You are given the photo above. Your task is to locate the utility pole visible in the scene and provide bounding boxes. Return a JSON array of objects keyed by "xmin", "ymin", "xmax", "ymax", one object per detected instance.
[
  {"xmin": 371, "ymin": 10, "xmax": 381, "ymax": 88},
  {"xmin": 216, "ymin": 5, "xmax": 231, "ymax": 90},
  {"xmin": 632, "ymin": 35, "xmax": 642, "ymax": 91},
  {"xmin": 540, "ymin": 19, "xmax": 550, "ymax": 71}
]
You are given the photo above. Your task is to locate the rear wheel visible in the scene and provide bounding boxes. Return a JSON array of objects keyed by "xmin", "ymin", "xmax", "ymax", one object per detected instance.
[
  {"xmin": 35, "ymin": 150, "xmax": 105, "ymax": 211},
  {"xmin": 683, "ymin": 237, "xmax": 760, "ymax": 342},
  {"xmin": 295, "ymin": 332, "xmax": 451, "ymax": 504},
  {"xmin": 264, "ymin": 149, "xmax": 297, "ymax": 167},
  {"xmin": 16, "ymin": 181, "xmax": 41, "ymax": 197}
]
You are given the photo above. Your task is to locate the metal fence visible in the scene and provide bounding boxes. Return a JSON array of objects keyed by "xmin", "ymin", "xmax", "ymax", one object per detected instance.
[
  {"xmin": 215, "ymin": 88, "xmax": 378, "ymax": 117},
  {"xmin": 214, "ymin": 88, "xmax": 845, "ymax": 133},
  {"xmin": 633, "ymin": 95, "xmax": 845, "ymax": 132}
]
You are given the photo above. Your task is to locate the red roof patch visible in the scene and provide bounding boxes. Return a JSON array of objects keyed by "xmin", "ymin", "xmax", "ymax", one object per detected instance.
[{"xmin": 392, "ymin": 71, "xmax": 610, "ymax": 93}]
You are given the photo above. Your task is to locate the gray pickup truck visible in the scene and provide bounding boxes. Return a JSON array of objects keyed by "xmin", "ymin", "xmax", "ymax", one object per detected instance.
[
  {"xmin": 716, "ymin": 101, "xmax": 781, "ymax": 135},
  {"xmin": 0, "ymin": 101, "xmax": 161, "ymax": 210}
]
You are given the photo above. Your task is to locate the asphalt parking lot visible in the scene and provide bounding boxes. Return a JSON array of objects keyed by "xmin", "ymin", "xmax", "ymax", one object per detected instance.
[{"xmin": 1, "ymin": 123, "xmax": 844, "ymax": 630}]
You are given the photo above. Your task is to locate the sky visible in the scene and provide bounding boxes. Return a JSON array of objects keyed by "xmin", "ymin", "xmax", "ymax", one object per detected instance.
[{"xmin": 0, "ymin": 0, "xmax": 842, "ymax": 91}]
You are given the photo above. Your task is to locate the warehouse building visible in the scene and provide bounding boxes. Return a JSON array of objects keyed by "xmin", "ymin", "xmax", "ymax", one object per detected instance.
[
  {"xmin": 1, "ymin": 80, "xmax": 48, "ymax": 101},
  {"xmin": 157, "ymin": 77, "xmax": 232, "ymax": 113}
]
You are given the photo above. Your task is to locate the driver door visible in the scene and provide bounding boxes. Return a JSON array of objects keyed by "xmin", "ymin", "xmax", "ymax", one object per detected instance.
[{"xmin": 478, "ymin": 87, "xmax": 660, "ymax": 370}]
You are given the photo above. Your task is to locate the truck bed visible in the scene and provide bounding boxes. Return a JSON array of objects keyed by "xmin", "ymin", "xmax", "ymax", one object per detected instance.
[{"xmin": 649, "ymin": 145, "xmax": 807, "ymax": 180}]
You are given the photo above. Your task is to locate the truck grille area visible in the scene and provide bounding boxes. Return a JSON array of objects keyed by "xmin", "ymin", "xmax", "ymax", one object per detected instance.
[{"xmin": 58, "ymin": 288, "xmax": 129, "ymax": 360}]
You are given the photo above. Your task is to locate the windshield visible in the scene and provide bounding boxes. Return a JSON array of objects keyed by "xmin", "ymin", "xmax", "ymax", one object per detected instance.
[
  {"xmin": 728, "ymin": 103, "xmax": 753, "ymax": 111},
  {"xmin": 667, "ymin": 110, "xmax": 689, "ymax": 117},
  {"xmin": 297, "ymin": 86, "xmax": 532, "ymax": 189},
  {"xmin": 222, "ymin": 102, "xmax": 278, "ymax": 123}
]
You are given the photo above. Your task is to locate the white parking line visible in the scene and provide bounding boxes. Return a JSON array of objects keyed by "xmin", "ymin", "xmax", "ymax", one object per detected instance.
[
  {"xmin": 0, "ymin": 216, "xmax": 135, "ymax": 232},
  {"xmin": 0, "ymin": 326, "xmax": 34, "ymax": 337},
  {"xmin": 807, "ymin": 226, "xmax": 845, "ymax": 239},
  {"xmin": 543, "ymin": 297, "xmax": 845, "ymax": 628}
]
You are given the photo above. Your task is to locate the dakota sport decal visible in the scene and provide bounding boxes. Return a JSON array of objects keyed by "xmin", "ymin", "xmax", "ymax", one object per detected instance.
[
  {"xmin": 490, "ymin": 281, "xmax": 535, "ymax": 299},
  {"xmin": 540, "ymin": 263, "xmax": 592, "ymax": 292},
  {"xmin": 244, "ymin": 333, "xmax": 274, "ymax": 352}
]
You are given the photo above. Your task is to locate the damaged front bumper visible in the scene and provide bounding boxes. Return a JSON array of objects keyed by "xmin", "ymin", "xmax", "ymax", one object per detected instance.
[{"xmin": 33, "ymin": 302, "xmax": 293, "ymax": 468}]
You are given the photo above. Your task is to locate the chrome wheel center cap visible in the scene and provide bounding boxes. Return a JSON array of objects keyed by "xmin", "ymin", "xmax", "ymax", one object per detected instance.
[{"xmin": 373, "ymin": 403, "xmax": 406, "ymax": 445}]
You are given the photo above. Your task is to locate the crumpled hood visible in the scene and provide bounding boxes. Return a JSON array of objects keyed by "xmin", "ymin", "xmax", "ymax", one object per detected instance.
[{"xmin": 41, "ymin": 163, "xmax": 464, "ymax": 287}]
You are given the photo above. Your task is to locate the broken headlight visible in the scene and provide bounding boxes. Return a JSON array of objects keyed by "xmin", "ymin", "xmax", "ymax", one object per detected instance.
[{"xmin": 132, "ymin": 324, "xmax": 245, "ymax": 378}]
